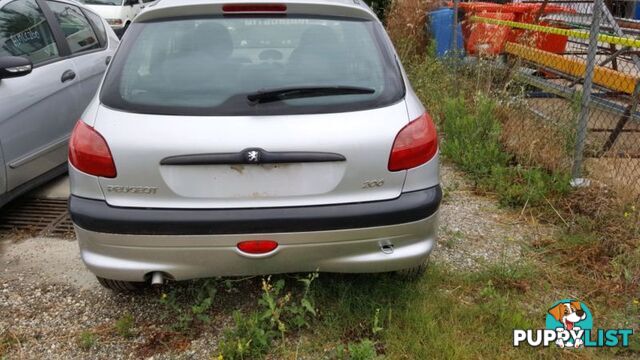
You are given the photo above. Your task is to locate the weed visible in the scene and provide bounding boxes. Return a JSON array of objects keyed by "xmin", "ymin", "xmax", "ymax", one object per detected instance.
[
  {"xmin": 335, "ymin": 339, "xmax": 379, "ymax": 360},
  {"xmin": 77, "ymin": 331, "xmax": 96, "ymax": 351},
  {"xmin": 217, "ymin": 273, "xmax": 318, "ymax": 359},
  {"xmin": 259, "ymin": 277, "xmax": 289, "ymax": 342},
  {"xmin": 218, "ymin": 311, "xmax": 273, "ymax": 360},
  {"xmin": 473, "ymin": 260, "xmax": 538, "ymax": 292},
  {"xmin": 371, "ymin": 308, "xmax": 383, "ymax": 337},
  {"xmin": 347, "ymin": 339, "xmax": 378, "ymax": 360},
  {"xmin": 115, "ymin": 313, "xmax": 135, "ymax": 338},
  {"xmin": 441, "ymin": 96, "xmax": 509, "ymax": 178},
  {"xmin": 441, "ymin": 226, "xmax": 464, "ymax": 249},
  {"xmin": 0, "ymin": 331, "xmax": 19, "ymax": 357},
  {"xmin": 159, "ymin": 279, "xmax": 218, "ymax": 332}
]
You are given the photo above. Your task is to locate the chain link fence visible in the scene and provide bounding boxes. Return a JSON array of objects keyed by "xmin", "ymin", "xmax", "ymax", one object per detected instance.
[{"xmin": 449, "ymin": 0, "xmax": 640, "ymax": 203}]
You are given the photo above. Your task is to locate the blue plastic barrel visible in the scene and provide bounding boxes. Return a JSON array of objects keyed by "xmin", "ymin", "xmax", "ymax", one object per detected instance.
[{"xmin": 427, "ymin": 8, "xmax": 464, "ymax": 57}]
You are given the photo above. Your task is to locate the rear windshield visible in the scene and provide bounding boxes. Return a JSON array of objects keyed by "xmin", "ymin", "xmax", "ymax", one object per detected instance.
[{"xmin": 100, "ymin": 16, "xmax": 404, "ymax": 116}]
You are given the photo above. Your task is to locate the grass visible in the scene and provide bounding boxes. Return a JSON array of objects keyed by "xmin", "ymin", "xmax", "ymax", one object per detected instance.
[
  {"xmin": 0, "ymin": 332, "xmax": 20, "ymax": 358},
  {"xmin": 422, "ymin": 72, "xmax": 572, "ymax": 208},
  {"xmin": 115, "ymin": 313, "xmax": 135, "ymax": 338},
  {"xmin": 77, "ymin": 331, "xmax": 97, "ymax": 351},
  {"xmin": 301, "ymin": 267, "xmax": 570, "ymax": 359}
]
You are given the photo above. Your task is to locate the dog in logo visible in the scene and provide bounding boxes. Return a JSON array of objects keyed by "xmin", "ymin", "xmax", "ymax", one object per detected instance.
[{"xmin": 548, "ymin": 301, "xmax": 587, "ymax": 348}]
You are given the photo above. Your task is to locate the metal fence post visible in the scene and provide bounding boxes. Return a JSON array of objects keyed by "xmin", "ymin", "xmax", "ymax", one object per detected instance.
[
  {"xmin": 452, "ymin": 0, "xmax": 459, "ymax": 53},
  {"xmin": 571, "ymin": 0, "xmax": 603, "ymax": 186}
]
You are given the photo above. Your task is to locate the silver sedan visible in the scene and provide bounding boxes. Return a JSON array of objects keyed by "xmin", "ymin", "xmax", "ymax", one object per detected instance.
[
  {"xmin": 0, "ymin": 0, "xmax": 118, "ymax": 207},
  {"xmin": 68, "ymin": 0, "xmax": 442, "ymax": 291}
]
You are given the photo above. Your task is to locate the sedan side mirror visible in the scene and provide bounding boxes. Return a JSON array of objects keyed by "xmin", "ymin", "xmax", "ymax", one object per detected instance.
[{"xmin": 0, "ymin": 56, "xmax": 33, "ymax": 80}]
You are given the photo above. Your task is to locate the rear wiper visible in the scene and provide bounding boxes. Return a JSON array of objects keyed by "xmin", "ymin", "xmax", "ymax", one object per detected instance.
[{"xmin": 247, "ymin": 86, "xmax": 375, "ymax": 104}]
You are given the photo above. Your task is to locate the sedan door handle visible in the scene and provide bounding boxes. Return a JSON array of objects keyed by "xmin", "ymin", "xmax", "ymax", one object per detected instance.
[
  {"xmin": 61, "ymin": 70, "xmax": 76, "ymax": 83},
  {"xmin": 105, "ymin": 56, "xmax": 112, "ymax": 66}
]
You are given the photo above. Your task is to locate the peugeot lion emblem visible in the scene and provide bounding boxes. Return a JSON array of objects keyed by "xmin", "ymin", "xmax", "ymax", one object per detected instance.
[{"xmin": 246, "ymin": 150, "xmax": 260, "ymax": 163}]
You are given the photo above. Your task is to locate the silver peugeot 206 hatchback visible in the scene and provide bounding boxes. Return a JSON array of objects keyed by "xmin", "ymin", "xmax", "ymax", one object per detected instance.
[{"xmin": 69, "ymin": 0, "xmax": 441, "ymax": 291}]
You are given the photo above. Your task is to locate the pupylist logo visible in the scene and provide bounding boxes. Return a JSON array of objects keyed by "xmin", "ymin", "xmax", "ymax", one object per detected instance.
[{"xmin": 513, "ymin": 299, "xmax": 633, "ymax": 348}]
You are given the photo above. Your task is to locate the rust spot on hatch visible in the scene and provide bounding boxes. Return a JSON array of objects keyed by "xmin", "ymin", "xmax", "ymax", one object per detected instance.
[
  {"xmin": 260, "ymin": 164, "xmax": 287, "ymax": 171},
  {"xmin": 230, "ymin": 164, "xmax": 245, "ymax": 174}
]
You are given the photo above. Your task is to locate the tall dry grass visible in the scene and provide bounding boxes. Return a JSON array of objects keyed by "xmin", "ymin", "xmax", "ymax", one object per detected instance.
[{"xmin": 385, "ymin": 0, "xmax": 441, "ymax": 59}]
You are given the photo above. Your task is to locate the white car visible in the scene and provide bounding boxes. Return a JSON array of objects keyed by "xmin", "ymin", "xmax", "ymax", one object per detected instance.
[{"xmin": 79, "ymin": 0, "xmax": 154, "ymax": 36}]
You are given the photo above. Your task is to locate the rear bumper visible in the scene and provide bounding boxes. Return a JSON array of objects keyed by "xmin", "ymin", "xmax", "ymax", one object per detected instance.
[
  {"xmin": 69, "ymin": 186, "xmax": 442, "ymax": 235},
  {"xmin": 70, "ymin": 187, "xmax": 441, "ymax": 281},
  {"xmin": 75, "ymin": 213, "xmax": 438, "ymax": 281}
]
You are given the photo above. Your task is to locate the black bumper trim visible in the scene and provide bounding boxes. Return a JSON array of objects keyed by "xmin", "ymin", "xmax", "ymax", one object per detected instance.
[{"xmin": 69, "ymin": 185, "xmax": 441, "ymax": 235}]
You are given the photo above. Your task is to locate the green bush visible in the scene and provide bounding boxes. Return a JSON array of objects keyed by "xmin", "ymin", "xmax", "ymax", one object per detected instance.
[
  {"xmin": 440, "ymin": 95, "xmax": 570, "ymax": 207},
  {"xmin": 441, "ymin": 96, "xmax": 508, "ymax": 177}
]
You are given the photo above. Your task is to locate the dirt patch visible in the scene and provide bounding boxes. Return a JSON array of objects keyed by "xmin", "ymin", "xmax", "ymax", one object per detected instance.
[
  {"xmin": 434, "ymin": 164, "xmax": 557, "ymax": 271},
  {"xmin": 2, "ymin": 238, "xmax": 94, "ymax": 289},
  {"xmin": 0, "ymin": 237, "xmax": 231, "ymax": 359}
]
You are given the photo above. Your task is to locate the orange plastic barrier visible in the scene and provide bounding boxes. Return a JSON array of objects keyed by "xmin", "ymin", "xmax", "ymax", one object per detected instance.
[
  {"xmin": 466, "ymin": 12, "xmax": 516, "ymax": 55},
  {"xmin": 502, "ymin": 3, "xmax": 571, "ymax": 54},
  {"xmin": 456, "ymin": 2, "xmax": 504, "ymax": 42},
  {"xmin": 450, "ymin": 2, "xmax": 574, "ymax": 55}
]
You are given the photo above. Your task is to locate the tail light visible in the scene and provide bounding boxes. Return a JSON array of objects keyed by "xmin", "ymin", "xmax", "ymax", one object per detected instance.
[
  {"xmin": 223, "ymin": 4, "xmax": 286, "ymax": 12},
  {"xmin": 69, "ymin": 120, "xmax": 117, "ymax": 178},
  {"xmin": 388, "ymin": 113, "xmax": 438, "ymax": 171},
  {"xmin": 237, "ymin": 240, "xmax": 279, "ymax": 254}
]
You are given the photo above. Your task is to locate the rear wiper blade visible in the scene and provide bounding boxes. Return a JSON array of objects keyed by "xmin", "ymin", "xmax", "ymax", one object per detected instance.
[{"xmin": 247, "ymin": 86, "xmax": 375, "ymax": 104}]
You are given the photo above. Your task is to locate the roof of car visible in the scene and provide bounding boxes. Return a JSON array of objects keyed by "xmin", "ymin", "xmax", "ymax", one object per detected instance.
[
  {"xmin": 152, "ymin": 0, "xmax": 368, "ymax": 8},
  {"xmin": 136, "ymin": 0, "xmax": 377, "ymax": 23},
  {"xmin": 1, "ymin": 0, "xmax": 82, "ymax": 7}
]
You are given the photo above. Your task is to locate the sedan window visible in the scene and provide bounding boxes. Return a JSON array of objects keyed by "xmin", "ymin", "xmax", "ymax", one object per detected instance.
[
  {"xmin": 46, "ymin": 1, "xmax": 101, "ymax": 54},
  {"xmin": 0, "ymin": 0, "xmax": 59, "ymax": 65},
  {"xmin": 83, "ymin": 10, "xmax": 108, "ymax": 48}
]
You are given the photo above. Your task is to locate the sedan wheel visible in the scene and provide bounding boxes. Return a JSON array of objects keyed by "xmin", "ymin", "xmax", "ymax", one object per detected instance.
[{"xmin": 96, "ymin": 276, "xmax": 147, "ymax": 292}]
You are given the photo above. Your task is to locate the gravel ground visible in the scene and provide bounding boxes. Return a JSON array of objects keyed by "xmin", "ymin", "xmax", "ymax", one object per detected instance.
[
  {"xmin": 434, "ymin": 164, "xmax": 556, "ymax": 271},
  {"xmin": 0, "ymin": 164, "xmax": 557, "ymax": 358}
]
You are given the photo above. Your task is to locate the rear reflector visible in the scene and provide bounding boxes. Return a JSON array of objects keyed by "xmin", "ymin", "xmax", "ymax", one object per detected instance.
[
  {"xmin": 237, "ymin": 240, "xmax": 279, "ymax": 254},
  {"xmin": 69, "ymin": 120, "xmax": 117, "ymax": 178},
  {"xmin": 388, "ymin": 112, "xmax": 438, "ymax": 171},
  {"xmin": 223, "ymin": 3, "xmax": 286, "ymax": 12}
]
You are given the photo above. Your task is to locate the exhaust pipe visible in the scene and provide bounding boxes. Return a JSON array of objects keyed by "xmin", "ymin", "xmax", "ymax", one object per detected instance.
[
  {"xmin": 150, "ymin": 272, "xmax": 164, "ymax": 286},
  {"xmin": 379, "ymin": 240, "xmax": 394, "ymax": 254}
]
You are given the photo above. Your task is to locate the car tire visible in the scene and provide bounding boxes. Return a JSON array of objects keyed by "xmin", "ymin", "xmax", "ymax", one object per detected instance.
[
  {"xmin": 396, "ymin": 260, "xmax": 429, "ymax": 280},
  {"xmin": 96, "ymin": 276, "xmax": 147, "ymax": 292}
]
